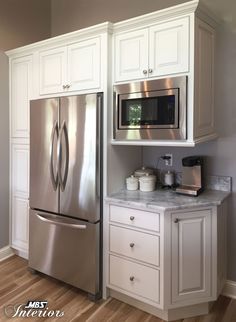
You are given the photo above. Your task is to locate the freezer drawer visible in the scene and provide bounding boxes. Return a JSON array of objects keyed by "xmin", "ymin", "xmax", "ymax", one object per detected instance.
[{"xmin": 29, "ymin": 209, "xmax": 100, "ymax": 297}]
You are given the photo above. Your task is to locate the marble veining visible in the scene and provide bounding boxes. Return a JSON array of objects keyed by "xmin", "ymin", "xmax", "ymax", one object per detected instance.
[{"xmin": 106, "ymin": 188, "xmax": 231, "ymax": 211}]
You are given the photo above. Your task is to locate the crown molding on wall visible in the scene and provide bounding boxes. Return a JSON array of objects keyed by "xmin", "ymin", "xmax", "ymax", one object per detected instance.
[{"xmin": 6, "ymin": 22, "xmax": 113, "ymax": 58}]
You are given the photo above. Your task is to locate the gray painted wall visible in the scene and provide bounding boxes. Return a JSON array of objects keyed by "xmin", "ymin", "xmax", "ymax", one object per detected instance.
[
  {"xmin": 0, "ymin": 0, "xmax": 51, "ymax": 50},
  {"xmin": 0, "ymin": 52, "xmax": 9, "ymax": 248}
]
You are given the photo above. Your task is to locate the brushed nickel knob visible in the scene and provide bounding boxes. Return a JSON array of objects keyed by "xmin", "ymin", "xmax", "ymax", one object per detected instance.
[
  {"xmin": 66, "ymin": 84, "xmax": 71, "ymax": 89},
  {"xmin": 148, "ymin": 68, "xmax": 153, "ymax": 73},
  {"xmin": 62, "ymin": 85, "xmax": 67, "ymax": 89},
  {"xmin": 129, "ymin": 242, "xmax": 135, "ymax": 248},
  {"xmin": 143, "ymin": 69, "xmax": 148, "ymax": 75},
  {"xmin": 174, "ymin": 218, "xmax": 179, "ymax": 223},
  {"xmin": 130, "ymin": 216, "xmax": 135, "ymax": 221},
  {"xmin": 130, "ymin": 276, "xmax": 134, "ymax": 282}
]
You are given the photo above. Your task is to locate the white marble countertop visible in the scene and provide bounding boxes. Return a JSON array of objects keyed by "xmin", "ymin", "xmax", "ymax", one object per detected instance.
[{"xmin": 105, "ymin": 188, "xmax": 231, "ymax": 211}]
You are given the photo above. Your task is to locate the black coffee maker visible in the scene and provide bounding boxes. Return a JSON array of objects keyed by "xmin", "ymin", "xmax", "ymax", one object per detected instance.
[{"xmin": 176, "ymin": 156, "xmax": 204, "ymax": 196}]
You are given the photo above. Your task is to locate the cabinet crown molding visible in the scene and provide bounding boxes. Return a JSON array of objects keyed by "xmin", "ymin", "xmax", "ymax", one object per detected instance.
[
  {"xmin": 6, "ymin": 21, "xmax": 112, "ymax": 57},
  {"xmin": 113, "ymin": 0, "xmax": 200, "ymax": 32}
]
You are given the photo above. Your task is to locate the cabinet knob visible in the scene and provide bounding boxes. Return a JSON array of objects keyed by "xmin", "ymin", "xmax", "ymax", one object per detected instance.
[
  {"xmin": 129, "ymin": 242, "xmax": 135, "ymax": 248},
  {"xmin": 66, "ymin": 84, "xmax": 71, "ymax": 89},
  {"xmin": 148, "ymin": 68, "xmax": 153, "ymax": 74},
  {"xmin": 143, "ymin": 69, "xmax": 148, "ymax": 75},
  {"xmin": 130, "ymin": 216, "xmax": 135, "ymax": 221},
  {"xmin": 174, "ymin": 218, "xmax": 179, "ymax": 223},
  {"xmin": 129, "ymin": 276, "xmax": 135, "ymax": 282},
  {"xmin": 62, "ymin": 85, "xmax": 67, "ymax": 89}
]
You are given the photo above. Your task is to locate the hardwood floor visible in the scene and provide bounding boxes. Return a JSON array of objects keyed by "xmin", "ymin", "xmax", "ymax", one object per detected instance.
[{"xmin": 0, "ymin": 255, "xmax": 235, "ymax": 322}]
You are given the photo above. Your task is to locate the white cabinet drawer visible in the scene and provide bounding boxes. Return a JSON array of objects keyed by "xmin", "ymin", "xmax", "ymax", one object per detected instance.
[
  {"xmin": 109, "ymin": 255, "xmax": 160, "ymax": 303},
  {"xmin": 110, "ymin": 205, "xmax": 159, "ymax": 232},
  {"xmin": 110, "ymin": 225, "xmax": 159, "ymax": 266}
]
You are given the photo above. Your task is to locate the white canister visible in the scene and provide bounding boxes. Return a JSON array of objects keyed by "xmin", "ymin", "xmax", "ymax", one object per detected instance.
[
  {"xmin": 139, "ymin": 173, "xmax": 156, "ymax": 192},
  {"xmin": 126, "ymin": 175, "xmax": 139, "ymax": 191},
  {"xmin": 134, "ymin": 166, "xmax": 154, "ymax": 177}
]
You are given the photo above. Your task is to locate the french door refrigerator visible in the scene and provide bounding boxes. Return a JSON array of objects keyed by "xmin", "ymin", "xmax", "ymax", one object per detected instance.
[{"xmin": 29, "ymin": 93, "xmax": 103, "ymax": 300}]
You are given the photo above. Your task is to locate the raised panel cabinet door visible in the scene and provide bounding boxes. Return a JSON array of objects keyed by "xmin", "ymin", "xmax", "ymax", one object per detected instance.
[
  {"xmin": 39, "ymin": 46, "xmax": 67, "ymax": 95},
  {"xmin": 11, "ymin": 55, "xmax": 33, "ymax": 138},
  {"xmin": 194, "ymin": 19, "xmax": 215, "ymax": 138},
  {"xmin": 11, "ymin": 196, "xmax": 29, "ymax": 253},
  {"xmin": 171, "ymin": 209, "xmax": 212, "ymax": 304},
  {"xmin": 67, "ymin": 37, "xmax": 101, "ymax": 91},
  {"xmin": 11, "ymin": 143, "xmax": 29, "ymax": 198},
  {"xmin": 149, "ymin": 17, "xmax": 189, "ymax": 77},
  {"xmin": 114, "ymin": 29, "xmax": 149, "ymax": 82}
]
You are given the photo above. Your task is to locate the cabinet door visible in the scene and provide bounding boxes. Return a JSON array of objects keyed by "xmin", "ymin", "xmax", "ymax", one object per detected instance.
[
  {"xmin": 171, "ymin": 209, "xmax": 212, "ymax": 304},
  {"xmin": 67, "ymin": 37, "xmax": 101, "ymax": 91},
  {"xmin": 114, "ymin": 29, "xmax": 149, "ymax": 82},
  {"xmin": 39, "ymin": 46, "xmax": 67, "ymax": 95},
  {"xmin": 11, "ymin": 143, "xmax": 29, "ymax": 254},
  {"xmin": 11, "ymin": 55, "xmax": 32, "ymax": 138},
  {"xmin": 11, "ymin": 196, "xmax": 29, "ymax": 252},
  {"xmin": 149, "ymin": 17, "xmax": 189, "ymax": 77}
]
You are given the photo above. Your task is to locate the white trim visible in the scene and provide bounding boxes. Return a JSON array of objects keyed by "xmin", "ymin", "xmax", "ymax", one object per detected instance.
[
  {"xmin": 0, "ymin": 246, "xmax": 14, "ymax": 262},
  {"xmin": 222, "ymin": 280, "xmax": 236, "ymax": 299}
]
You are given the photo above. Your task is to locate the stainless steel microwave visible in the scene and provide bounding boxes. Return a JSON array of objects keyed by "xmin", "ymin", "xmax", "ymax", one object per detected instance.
[{"xmin": 113, "ymin": 76, "xmax": 187, "ymax": 141}]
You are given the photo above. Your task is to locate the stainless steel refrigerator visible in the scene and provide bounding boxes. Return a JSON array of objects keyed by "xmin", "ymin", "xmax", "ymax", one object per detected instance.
[{"xmin": 29, "ymin": 93, "xmax": 103, "ymax": 300}]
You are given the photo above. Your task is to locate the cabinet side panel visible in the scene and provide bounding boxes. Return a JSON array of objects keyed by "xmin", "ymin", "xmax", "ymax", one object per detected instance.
[{"xmin": 194, "ymin": 18, "xmax": 215, "ymax": 138}]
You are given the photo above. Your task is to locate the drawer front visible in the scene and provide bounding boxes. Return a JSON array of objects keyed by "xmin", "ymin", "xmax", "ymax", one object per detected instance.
[
  {"xmin": 110, "ymin": 225, "xmax": 159, "ymax": 266},
  {"xmin": 110, "ymin": 205, "xmax": 160, "ymax": 232},
  {"xmin": 109, "ymin": 255, "xmax": 160, "ymax": 303}
]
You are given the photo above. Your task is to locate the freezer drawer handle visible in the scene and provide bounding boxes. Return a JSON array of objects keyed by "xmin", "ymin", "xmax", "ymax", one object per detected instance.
[
  {"xmin": 50, "ymin": 121, "xmax": 59, "ymax": 190},
  {"xmin": 58, "ymin": 120, "xmax": 69, "ymax": 192},
  {"xmin": 36, "ymin": 213, "xmax": 87, "ymax": 230}
]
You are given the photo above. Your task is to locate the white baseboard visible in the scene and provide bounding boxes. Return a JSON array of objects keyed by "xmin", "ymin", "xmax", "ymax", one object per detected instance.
[
  {"xmin": 0, "ymin": 245, "xmax": 14, "ymax": 261},
  {"xmin": 222, "ymin": 280, "xmax": 236, "ymax": 299}
]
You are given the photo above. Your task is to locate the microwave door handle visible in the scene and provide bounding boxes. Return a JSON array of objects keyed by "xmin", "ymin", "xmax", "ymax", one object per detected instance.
[
  {"xmin": 36, "ymin": 213, "xmax": 87, "ymax": 229},
  {"xmin": 50, "ymin": 121, "xmax": 59, "ymax": 190}
]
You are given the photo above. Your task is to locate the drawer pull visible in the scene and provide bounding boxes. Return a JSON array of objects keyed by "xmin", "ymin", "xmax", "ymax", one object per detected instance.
[
  {"xmin": 130, "ymin": 216, "xmax": 135, "ymax": 221},
  {"xmin": 129, "ymin": 276, "xmax": 135, "ymax": 282},
  {"xmin": 129, "ymin": 242, "xmax": 135, "ymax": 248},
  {"xmin": 174, "ymin": 218, "xmax": 179, "ymax": 223}
]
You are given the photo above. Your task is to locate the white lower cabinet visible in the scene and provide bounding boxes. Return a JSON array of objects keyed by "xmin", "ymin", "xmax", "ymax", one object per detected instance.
[
  {"xmin": 171, "ymin": 209, "xmax": 212, "ymax": 304},
  {"xmin": 107, "ymin": 202, "xmax": 227, "ymax": 320},
  {"xmin": 109, "ymin": 255, "xmax": 160, "ymax": 303},
  {"xmin": 11, "ymin": 196, "xmax": 29, "ymax": 252},
  {"xmin": 10, "ymin": 142, "xmax": 29, "ymax": 256}
]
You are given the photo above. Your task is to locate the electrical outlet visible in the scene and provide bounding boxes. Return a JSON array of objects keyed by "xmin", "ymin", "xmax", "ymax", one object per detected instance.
[{"xmin": 165, "ymin": 153, "xmax": 173, "ymax": 166}]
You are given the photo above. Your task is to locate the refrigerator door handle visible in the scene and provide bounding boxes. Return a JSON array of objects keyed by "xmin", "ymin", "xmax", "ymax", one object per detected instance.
[
  {"xmin": 50, "ymin": 121, "xmax": 59, "ymax": 190},
  {"xmin": 58, "ymin": 120, "xmax": 69, "ymax": 191},
  {"xmin": 36, "ymin": 213, "xmax": 87, "ymax": 229}
]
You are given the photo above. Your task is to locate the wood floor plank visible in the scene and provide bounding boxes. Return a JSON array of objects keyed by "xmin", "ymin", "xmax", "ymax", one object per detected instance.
[{"xmin": 0, "ymin": 255, "xmax": 235, "ymax": 322}]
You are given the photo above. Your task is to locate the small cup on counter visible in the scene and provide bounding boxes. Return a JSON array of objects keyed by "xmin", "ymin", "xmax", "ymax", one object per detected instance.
[
  {"xmin": 126, "ymin": 175, "xmax": 139, "ymax": 191},
  {"xmin": 139, "ymin": 173, "xmax": 156, "ymax": 192}
]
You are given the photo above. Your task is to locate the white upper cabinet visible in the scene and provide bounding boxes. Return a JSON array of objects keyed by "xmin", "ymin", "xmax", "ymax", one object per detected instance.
[
  {"xmin": 39, "ymin": 37, "xmax": 101, "ymax": 95},
  {"xmin": 149, "ymin": 17, "xmax": 189, "ymax": 78},
  {"xmin": 114, "ymin": 17, "xmax": 189, "ymax": 83},
  {"xmin": 11, "ymin": 55, "xmax": 32, "ymax": 138},
  {"xmin": 39, "ymin": 46, "xmax": 67, "ymax": 95},
  {"xmin": 114, "ymin": 29, "xmax": 148, "ymax": 82}
]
